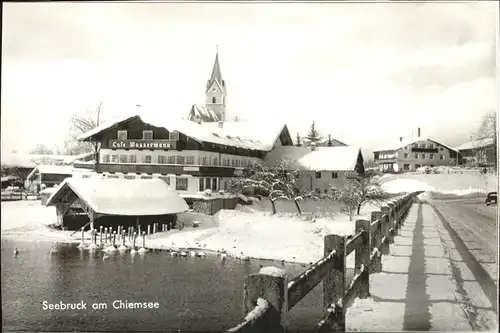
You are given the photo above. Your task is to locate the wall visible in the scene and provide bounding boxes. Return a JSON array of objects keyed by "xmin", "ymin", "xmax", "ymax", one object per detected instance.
[{"xmin": 299, "ymin": 170, "xmax": 355, "ymax": 192}]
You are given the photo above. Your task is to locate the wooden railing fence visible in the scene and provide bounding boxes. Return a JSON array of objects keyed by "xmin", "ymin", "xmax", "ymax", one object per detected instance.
[{"xmin": 226, "ymin": 191, "xmax": 421, "ymax": 333}]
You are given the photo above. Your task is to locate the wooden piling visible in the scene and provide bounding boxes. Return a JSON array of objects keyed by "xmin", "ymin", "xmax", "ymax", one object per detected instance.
[
  {"xmin": 323, "ymin": 234, "xmax": 346, "ymax": 331},
  {"xmin": 355, "ymin": 219, "xmax": 370, "ymax": 299},
  {"xmin": 148, "ymin": 225, "xmax": 151, "ymax": 236},
  {"xmin": 370, "ymin": 211, "xmax": 383, "ymax": 273},
  {"xmin": 153, "ymin": 223, "xmax": 157, "ymax": 234},
  {"xmin": 142, "ymin": 232, "xmax": 146, "ymax": 248},
  {"xmin": 122, "ymin": 230, "xmax": 126, "ymax": 245},
  {"xmin": 81, "ymin": 227, "xmax": 84, "ymax": 243},
  {"xmin": 244, "ymin": 266, "xmax": 288, "ymax": 332},
  {"xmin": 104, "ymin": 227, "xmax": 108, "ymax": 244},
  {"xmin": 133, "ymin": 232, "xmax": 137, "ymax": 249},
  {"xmin": 380, "ymin": 206, "xmax": 391, "ymax": 254},
  {"xmin": 113, "ymin": 231, "xmax": 116, "ymax": 246},
  {"xmin": 100, "ymin": 226, "xmax": 103, "ymax": 244}
]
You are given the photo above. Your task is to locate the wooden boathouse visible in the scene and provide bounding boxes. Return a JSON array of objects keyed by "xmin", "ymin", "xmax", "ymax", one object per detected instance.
[{"xmin": 45, "ymin": 177, "xmax": 189, "ymax": 230}]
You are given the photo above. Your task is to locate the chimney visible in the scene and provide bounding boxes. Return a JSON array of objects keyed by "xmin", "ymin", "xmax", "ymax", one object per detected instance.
[
  {"xmin": 417, "ymin": 127, "xmax": 421, "ymax": 137},
  {"xmin": 218, "ymin": 121, "xmax": 223, "ymax": 129},
  {"xmin": 399, "ymin": 137, "xmax": 403, "ymax": 142}
]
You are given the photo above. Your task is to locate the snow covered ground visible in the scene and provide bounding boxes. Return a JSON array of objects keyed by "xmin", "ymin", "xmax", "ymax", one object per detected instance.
[
  {"xmin": 1, "ymin": 199, "xmax": 386, "ymax": 266},
  {"xmin": 379, "ymin": 173, "xmax": 497, "ymax": 195}
]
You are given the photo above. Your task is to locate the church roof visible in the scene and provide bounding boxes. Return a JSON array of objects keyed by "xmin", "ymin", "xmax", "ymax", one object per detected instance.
[
  {"xmin": 206, "ymin": 52, "xmax": 225, "ymax": 92},
  {"xmin": 186, "ymin": 104, "xmax": 219, "ymax": 122}
]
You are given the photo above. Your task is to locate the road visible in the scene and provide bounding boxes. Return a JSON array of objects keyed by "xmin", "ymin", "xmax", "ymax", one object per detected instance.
[{"xmin": 428, "ymin": 197, "xmax": 498, "ymax": 316}]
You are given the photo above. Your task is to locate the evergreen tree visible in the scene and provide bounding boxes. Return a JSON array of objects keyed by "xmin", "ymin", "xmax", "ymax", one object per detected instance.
[{"xmin": 305, "ymin": 121, "xmax": 322, "ymax": 145}]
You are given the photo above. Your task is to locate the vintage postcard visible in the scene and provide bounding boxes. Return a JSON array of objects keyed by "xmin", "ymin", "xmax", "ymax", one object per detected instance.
[{"xmin": 1, "ymin": 1, "xmax": 498, "ymax": 332}]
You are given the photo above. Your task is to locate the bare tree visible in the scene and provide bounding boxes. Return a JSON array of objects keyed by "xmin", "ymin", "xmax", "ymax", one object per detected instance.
[
  {"xmin": 476, "ymin": 111, "xmax": 497, "ymax": 169},
  {"xmin": 332, "ymin": 172, "xmax": 389, "ymax": 220},
  {"xmin": 63, "ymin": 102, "xmax": 103, "ymax": 157},
  {"xmin": 228, "ymin": 159, "xmax": 315, "ymax": 214}
]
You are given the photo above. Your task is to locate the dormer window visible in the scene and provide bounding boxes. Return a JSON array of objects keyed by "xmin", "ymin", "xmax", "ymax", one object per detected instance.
[
  {"xmin": 169, "ymin": 131, "xmax": 179, "ymax": 141},
  {"xmin": 143, "ymin": 130, "xmax": 153, "ymax": 140},
  {"xmin": 117, "ymin": 130, "xmax": 128, "ymax": 140}
]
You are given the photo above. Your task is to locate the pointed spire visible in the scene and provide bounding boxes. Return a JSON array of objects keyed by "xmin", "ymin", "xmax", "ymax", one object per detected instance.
[{"xmin": 207, "ymin": 46, "xmax": 224, "ymax": 92}]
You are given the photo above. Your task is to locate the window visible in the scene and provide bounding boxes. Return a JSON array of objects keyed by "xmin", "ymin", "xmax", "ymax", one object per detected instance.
[
  {"xmin": 414, "ymin": 153, "xmax": 418, "ymax": 159},
  {"xmin": 205, "ymin": 178, "xmax": 212, "ymax": 190},
  {"xmin": 429, "ymin": 144, "xmax": 434, "ymax": 149},
  {"xmin": 440, "ymin": 154, "xmax": 444, "ymax": 160},
  {"xmin": 125, "ymin": 175, "xmax": 136, "ymax": 180},
  {"xmin": 117, "ymin": 130, "xmax": 128, "ymax": 140},
  {"xmin": 107, "ymin": 174, "xmax": 119, "ymax": 179},
  {"xmin": 199, "ymin": 178, "xmax": 204, "ymax": 191},
  {"xmin": 415, "ymin": 164, "xmax": 421, "ymax": 169},
  {"xmin": 231, "ymin": 160, "xmax": 236, "ymax": 167},
  {"xmin": 212, "ymin": 178, "xmax": 217, "ymax": 191},
  {"xmin": 176, "ymin": 177, "xmax": 188, "ymax": 191},
  {"xmin": 422, "ymin": 154, "xmax": 426, "ymax": 159},
  {"xmin": 82, "ymin": 174, "xmax": 91, "ymax": 179},
  {"xmin": 111, "ymin": 155, "xmax": 118, "ymax": 163},
  {"xmin": 143, "ymin": 155, "xmax": 152, "ymax": 164},
  {"xmin": 212, "ymin": 97, "xmax": 216, "ymax": 103},
  {"xmin": 404, "ymin": 153, "xmax": 408, "ymax": 159},
  {"xmin": 167, "ymin": 156, "xmax": 175, "ymax": 164},
  {"xmin": 120, "ymin": 155, "xmax": 128, "ymax": 163},
  {"xmin": 177, "ymin": 156, "xmax": 185, "ymax": 164},
  {"xmin": 160, "ymin": 176, "xmax": 170, "ymax": 185},
  {"xmin": 430, "ymin": 154, "xmax": 434, "ymax": 160},
  {"xmin": 213, "ymin": 158, "xmax": 218, "ymax": 166},
  {"xmin": 141, "ymin": 175, "xmax": 152, "ymax": 179},
  {"xmin": 169, "ymin": 131, "xmax": 179, "ymax": 141},
  {"xmin": 403, "ymin": 164, "xmax": 410, "ymax": 170},
  {"xmin": 332, "ymin": 172, "xmax": 338, "ymax": 179},
  {"xmin": 102, "ymin": 154, "xmax": 110, "ymax": 163},
  {"xmin": 422, "ymin": 144, "xmax": 427, "ymax": 149},
  {"xmin": 158, "ymin": 155, "xmax": 167, "ymax": 164},
  {"xmin": 143, "ymin": 130, "xmax": 153, "ymax": 140},
  {"xmin": 201, "ymin": 156, "xmax": 207, "ymax": 165},
  {"xmin": 186, "ymin": 156, "xmax": 195, "ymax": 165},
  {"xmin": 129, "ymin": 155, "xmax": 137, "ymax": 163},
  {"xmin": 315, "ymin": 171, "xmax": 321, "ymax": 179}
]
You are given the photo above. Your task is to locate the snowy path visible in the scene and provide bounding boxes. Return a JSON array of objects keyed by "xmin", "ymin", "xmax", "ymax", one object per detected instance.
[{"xmin": 346, "ymin": 201, "xmax": 498, "ymax": 331}]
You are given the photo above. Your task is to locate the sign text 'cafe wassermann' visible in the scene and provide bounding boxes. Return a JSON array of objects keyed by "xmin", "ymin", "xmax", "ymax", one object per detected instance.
[{"xmin": 109, "ymin": 140, "xmax": 177, "ymax": 149}]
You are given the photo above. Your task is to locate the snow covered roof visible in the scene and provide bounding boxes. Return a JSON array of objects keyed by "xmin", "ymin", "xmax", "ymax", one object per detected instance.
[
  {"xmin": 373, "ymin": 136, "xmax": 458, "ymax": 153},
  {"xmin": 78, "ymin": 111, "xmax": 287, "ymax": 152},
  {"xmin": 62, "ymin": 152, "xmax": 95, "ymax": 164},
  {"xmin": 76, "ymin": 114, "xmax": 135, "ymax": 141},
  {"xmin": 26, "ymin": 165, "xmax": 74, "ymax": 181},
  {"xmin": 46, "ymin": 178, "xmax": 189, "ymax": 216},
  {"xmin": 186, "ymin": 104, "xmax": 219, "ymax": 122},
  {"xmin": 455, "ymin": 137, "xmax": 495, "ymax": 151},
  {"xmin": 266, "ymin": 146, "xmax": 362, "ymax": 171}
]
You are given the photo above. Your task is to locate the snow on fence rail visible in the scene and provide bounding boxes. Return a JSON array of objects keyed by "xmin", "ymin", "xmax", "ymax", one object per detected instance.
[{"xmin": 225, "ymin": 191, "xmax": 422, "ymax": 333}]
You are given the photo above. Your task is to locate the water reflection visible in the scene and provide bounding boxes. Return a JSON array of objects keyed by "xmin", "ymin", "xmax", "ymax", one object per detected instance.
[{"xmin": 2, "ymin": 239, "xmax": 346, "ymax": 332}]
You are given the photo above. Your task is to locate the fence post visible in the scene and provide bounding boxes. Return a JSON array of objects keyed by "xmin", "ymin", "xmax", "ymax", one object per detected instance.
[
  {"xmin": 323, "ymin": 234, "xmax": 346, "ymax": 332},
  {"xmin": 380, "ymin": 206, "xmax": 391, "ymax": 255},
  {"xmin": 387, "ymin": 203, "xmax": 397, "ymax": 239},
  {"xmin": 355, "ymin": 220, "xmax": 370, "ymax": 299},
  {"xmin": 370, "ymin": 212, "xmax": 383, "ymax": 273},
  {"xmin": 243, "ymin": 266, "xmax": 288, "ymax": 332}
]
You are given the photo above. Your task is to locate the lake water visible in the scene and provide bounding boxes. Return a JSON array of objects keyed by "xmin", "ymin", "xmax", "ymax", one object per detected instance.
[{"xmin": 1, "ymin": 239, "xmax": 353, "ymax": 332}]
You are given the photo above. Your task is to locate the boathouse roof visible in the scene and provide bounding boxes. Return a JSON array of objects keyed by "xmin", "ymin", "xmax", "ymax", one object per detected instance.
[{"xmin": 46, "ymin": 178, "xmax": 189, "ymax": 216}]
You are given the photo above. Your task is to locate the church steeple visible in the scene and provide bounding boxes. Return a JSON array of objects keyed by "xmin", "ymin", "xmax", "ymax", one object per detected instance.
[
  {"xmin": 206, "ymin": 50, "xmax": 225, "ymax": 92},
  {"xmin": 205, "ymin": 48, "xmax": 227, "ymax": 122}
]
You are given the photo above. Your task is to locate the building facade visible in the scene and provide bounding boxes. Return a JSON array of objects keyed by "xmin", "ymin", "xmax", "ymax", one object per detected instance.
[
  {"xmin": 373, "ymin": 133, "xmax": 459, "ymax": 173},
  {"xmin": 456, "ymin": 137, "xmax": 496, "ymax": 167}
]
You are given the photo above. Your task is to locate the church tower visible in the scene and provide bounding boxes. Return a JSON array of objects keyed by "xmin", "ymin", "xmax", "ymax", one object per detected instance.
[{"xmin": 205, "ymin": 50, "xmax": 227, "ymax": 122}]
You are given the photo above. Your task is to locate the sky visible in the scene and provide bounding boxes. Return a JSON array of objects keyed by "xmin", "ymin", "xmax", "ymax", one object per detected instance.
[{"xmin": 1, "ymin": 1, "xmax": 498, "ymax": 156}]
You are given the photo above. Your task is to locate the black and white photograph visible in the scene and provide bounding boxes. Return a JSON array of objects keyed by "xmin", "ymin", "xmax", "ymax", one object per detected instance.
[{"xmin": 1, "ymin": 1, "xmax": 498, "ymax": 332}]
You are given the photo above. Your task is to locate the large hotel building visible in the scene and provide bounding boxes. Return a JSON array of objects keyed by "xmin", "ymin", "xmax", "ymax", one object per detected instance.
[{"xmin": 76, "ymin": 52, "xmax": 295, "ymax": 193}]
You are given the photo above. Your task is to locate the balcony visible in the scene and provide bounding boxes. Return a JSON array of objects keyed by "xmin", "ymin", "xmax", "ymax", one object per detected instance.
[
  {"xmin": 411, "ymin": 147, "xmax": 438, "ymax": 153},
  {"xmin": 96, "ymin": 163, "xmax": 236, "ymax": 177}
]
